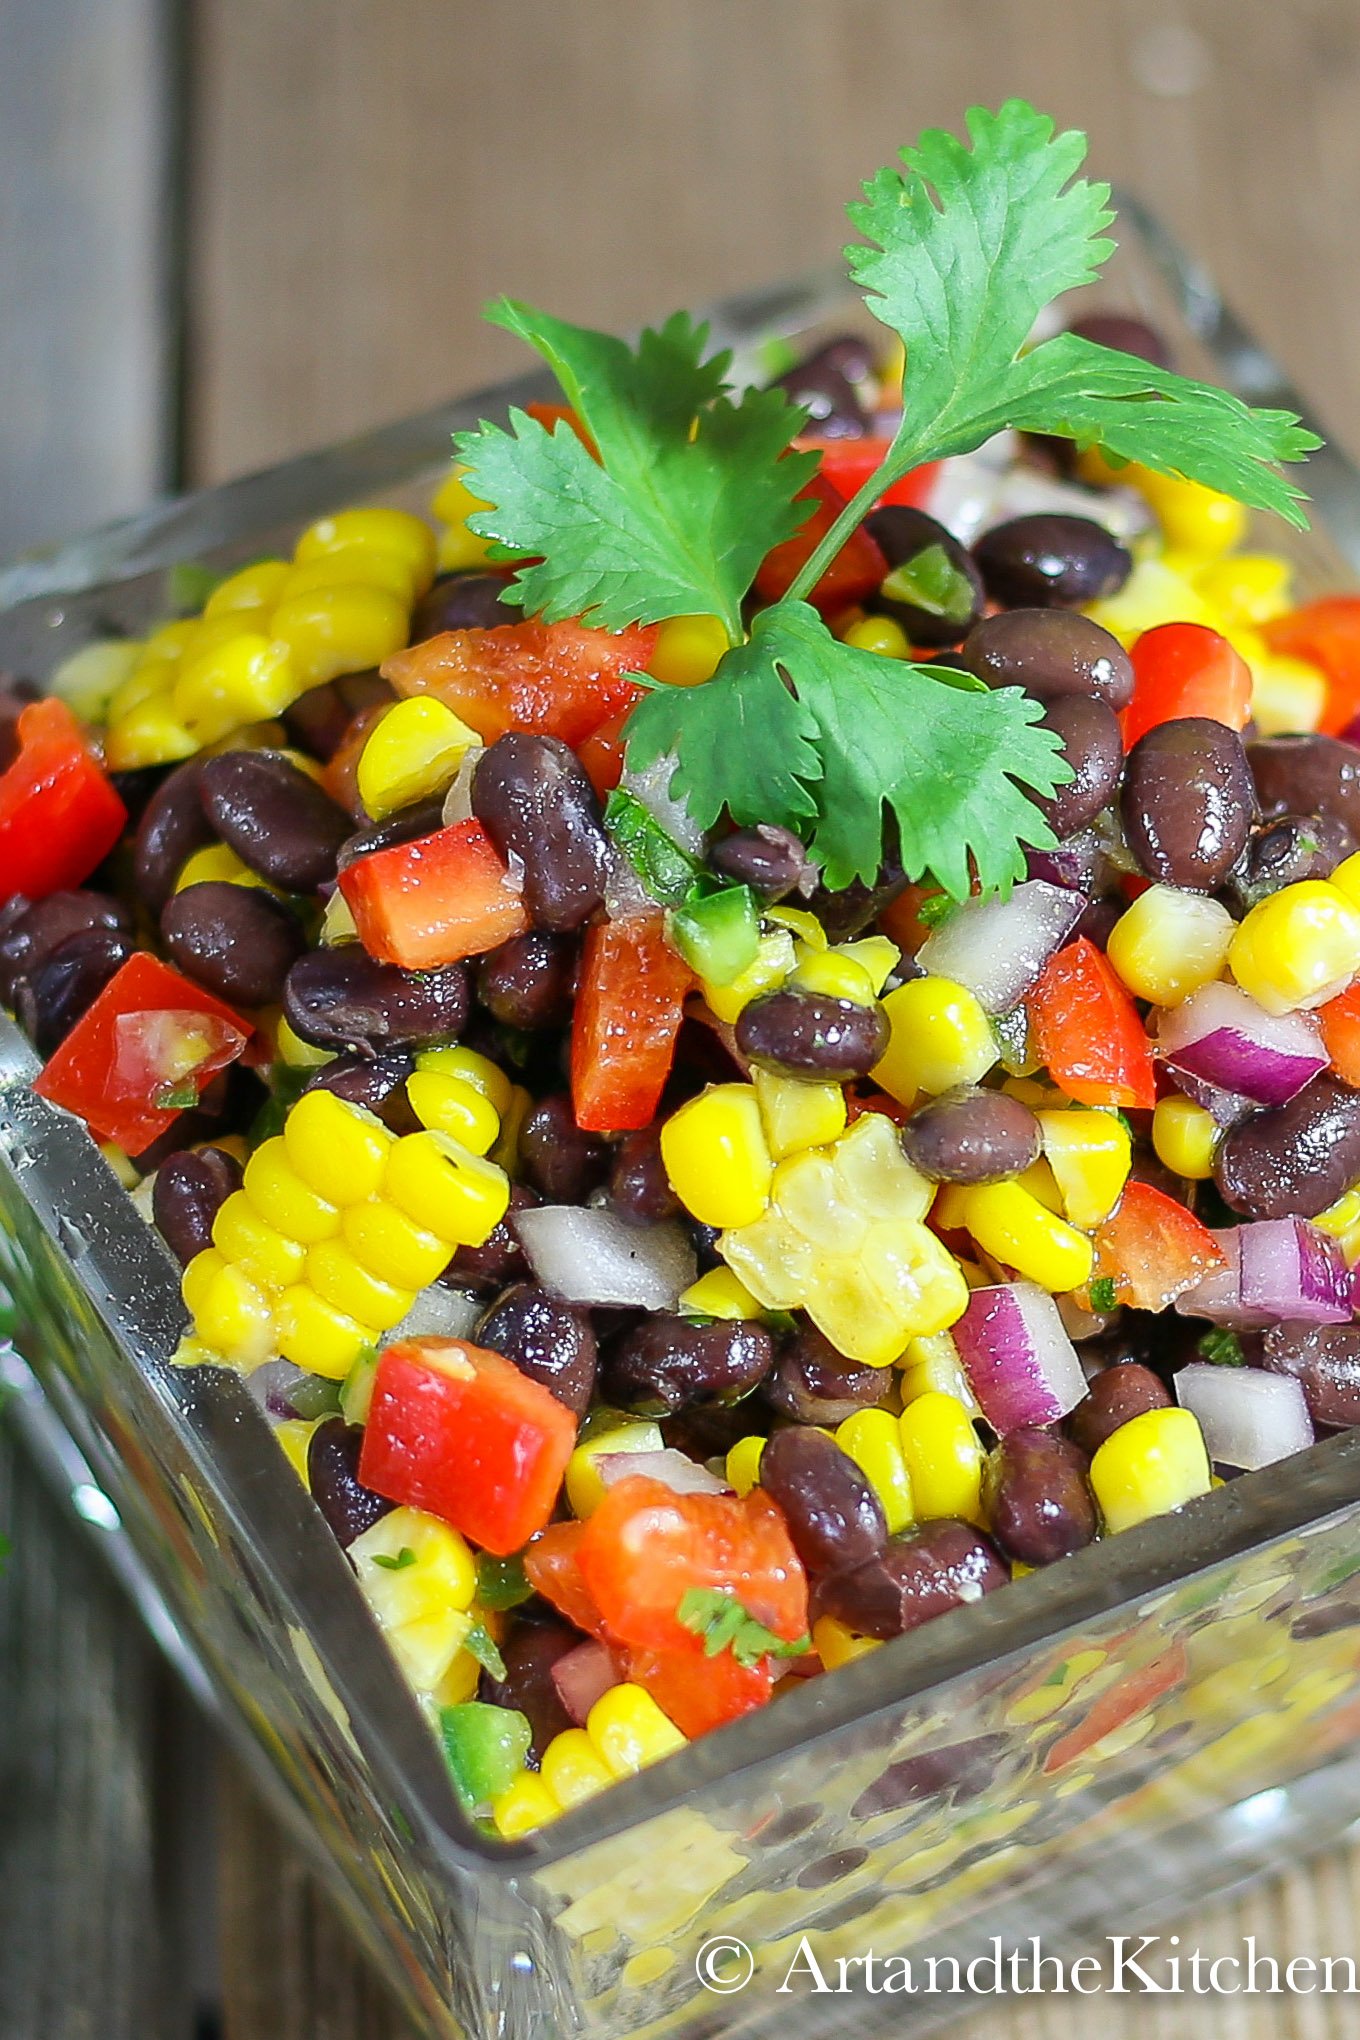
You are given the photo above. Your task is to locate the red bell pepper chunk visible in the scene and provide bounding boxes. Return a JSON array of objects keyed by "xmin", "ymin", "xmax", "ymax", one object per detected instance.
[
  {"xmin": 523, "ymin": 1521, "xmax": 609, "ymax": 1639},
  {"xmin": 0, "ymin": 698, "xmax": 126, "ymax": 902},
  {"xmin": 575, "ymin": 1474, "xmax": 808, "ymax": 1655},
  {"xmin": 34, "ymin": 951, "xmax": 252, "ymax": 1154},
  {"xmin": 382, "ymin": 618, "xmax": 657, "ymax": 749},
  {"xmin": 359, "ymin": 1338, "xmax": 577, "ymax": 1556},
  {"xmin": 624, "ymin": 1636, "xmax": 775, "ymax": 1739},
  {"xmin": 1026, "ymin": 938, "xmax": 1156, "ymax": 1111},
  {"xmin": 570, "ymin": 914, "xmax": 692, "ymax": 1132},
  {"xmin": 798, "ymin": 437, "xmax": 940, "ymax": 515},
  {"xmin": 1263, "ymin": 597, "xmax": 1360, "ymax": 736},
  {"xmin": 1320, "ymin": 980, "xmax": 1360, "ymax": 1089},
  {"xmin": 1121, "ymin": 622, "xmax": 1252, "ymax": 751},
  {"xmin": 1092, "ymin": 1181, "xmax": 1226, "ymax": 1312},
  {"xmin": 753, "ymin": 472, "xmax": 888, "ymax": 613},
  {"xmin": 577, "ymin": 707, "xmax": 630, "ymax": 798},
  {"xmin": 338, "ymin": 818, "xmax": 530, "ymax": 969}
]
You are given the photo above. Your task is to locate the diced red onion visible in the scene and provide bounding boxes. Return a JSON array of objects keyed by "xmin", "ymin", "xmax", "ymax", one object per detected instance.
[
  {"xmin": 595, "ymin": 1449, "xmax": 732, "ymax": 1497},
  {"xmin": 440, "ymin": 749, "xmax": 481, "ymax": 827},
  {"xmin": 1024, "ymin": 830, "xmax": 1098, "ymax": 895},
  {"xmin": 1174, "ymin": 1361, "xmax": 1315, "ymax": 1470},
  {"xmin": 917, "ymin": 882, "xmax": 1084, "ymax": 1015},
  {"xmin": 1157, "ymin": 983, "xmax": 1327, "ymax": 1108},
  {"xmin": 1166, "ymin": 1068, "xmax": 1257, "ymax": 1128},
  {"xmin": 551, "ymin": 1641, "xmax": 619, "ymax": 1726},
  {"xmin": 1175, "ymin": 1231, "xmax": 1251, "ymax": 1326},
  {"xmin": 1176, "ymin": 1221, "xmax": 1355, "ymax": 1330},
  {"xmin": 952, "ymin": 1281, "xmax": 1088, "ymax": 1432},
  {"xmin": 514, "ymin": 1206, "xmax": 697, "ymax": 1309}
]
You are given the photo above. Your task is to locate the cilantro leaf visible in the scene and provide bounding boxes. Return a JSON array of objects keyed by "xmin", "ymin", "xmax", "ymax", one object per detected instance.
[
  {"xmin": 1199, "ymin": 1327, "xmax": 1247, "ymax": 1367},
  {"xmin": 603, "ymin": 786, "xmax": 701, "ymax": 904},
  {"xmin": 371, "ymin": 1546, "xmax": 418, "ymax": 1572},
  {"xmin": 677, "ymin": 1586, "xmax": 811, "ymax": 1672},
  {"xmin": 453, "ymin": 303, "xmax": 817, "ymax": 638},
  {"xmin": 628, "ymin": 599, "xmax": 1068, "ymax": 894},
  {"xmin": 1087, "ymin": 1276, "xmax": 1120, "ymax": 1314}
]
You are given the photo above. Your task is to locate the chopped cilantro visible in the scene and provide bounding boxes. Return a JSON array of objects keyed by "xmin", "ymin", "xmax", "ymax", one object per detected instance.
[
  {"xmin": 1199, "ymin": 1327, "xmax": 1247, "ymax": 1367},
  {"xmin": 1087, "ymin": 1276, "xmax": 1120, "ymax": 1313},
  {"xmin": 462, "ymin": 1618, "xmax": 508, "ymax": 1683},
  {"xmin": 678, "ymin": 1586, "xmax": 811, "ymax": 1671},
  {"xmin": 370, "ymin": 1546, "xmax": 418, "ymax": 1572}
]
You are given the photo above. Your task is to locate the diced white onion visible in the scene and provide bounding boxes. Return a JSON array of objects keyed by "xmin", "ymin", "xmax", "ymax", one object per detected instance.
[{"xmin": 514, "ymin": 1205, "xmax": 697, "ymax": 1308}]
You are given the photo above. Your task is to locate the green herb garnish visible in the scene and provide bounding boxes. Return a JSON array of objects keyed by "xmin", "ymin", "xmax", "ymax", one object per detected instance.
[
  {"xmin": 678, "ymin": 1586, "xmax": 812, "ymax": 1671},
  {"xmin": 475, "ymin": 1552, "xmax": 534, "ymax": 1611},
  {"xmin": 462, "ymin": 1618, "xmax": 508, "ymax": 1682},
  {"xmin": 371, "ymin": 1546, "xmax": 418, "ymax": 1572},
  {"xmin": 154, "ymin": 1080, "xmax": 201, "ymax": 1113},
  {"xmin": 603, "ymin": 786, "xmax": 701, "ymax": 904},
  {"xmin": 1199, "ymin": 1327, "xmax": 1247, "ymax": 1367},
  {"xmin": 1087, "ymin": 1276, "xmax": 1120, "ymax": 1314},
  {"xmin": 915, "ymin": 891, "xmax": 959, "ymax": 930}
]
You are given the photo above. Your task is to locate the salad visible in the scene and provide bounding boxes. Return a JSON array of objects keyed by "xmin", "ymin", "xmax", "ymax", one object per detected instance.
[{"xmin": 4, "ymin": 100, "xmax": 1355, "ymax": 1838}]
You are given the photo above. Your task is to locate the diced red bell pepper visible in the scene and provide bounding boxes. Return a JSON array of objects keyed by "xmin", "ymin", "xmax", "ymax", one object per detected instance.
[
  {"xmin": 570, "ymin": 914, "xmax": 692, "ymax": 1132},
  {"xmin": 523, "ymin": 1521, "xmax": 609, "ymax": 1639},
  {"xmin": 1121, "ymin": 622, "xmax": 1252, "ymax": 751},
  {"xmin": 577, "ymin": 708, "xmax": 630, "ymax": 798},
  {"xmin": 1320, "ymin": 980, "xmax": 1360, "ymax": 1089},
  {"xmin": 1092, "ymin": 1181, "xmax": 1226, "ymax": 1312},
  {"xmin": 575, "ymin": 1474, "xmax": 808, "ymax": 1655},
  {"xmin": 34, "ymin": 951, "xmax": 251, "ymax": 1153},
  {"xmin": 524, "ymin": 402, "xmax": 598, "ymax": 458},
  {"xmin": 383, "ymin": 618, "xmax": 656, "ymax": 749},
  {"xmin": 0, "ymin": 698, "xmax": 126, "ymax": 903},
  {"xmin": 753, "ymin": 472, "xmax": 888, "ymax": 613},
  {"xmin": 1263, "ymin": 597, "xmax": 1360, "ymax": 736},
  {"xmin": 1027, "ymin": 938, "xmax": 1157, "ymax": 1111},
  {"xmin": 797, "ymin": 437, "xmax": 940, "ymax": 515},
  {"xmin": 323, "ymin": 699, "xmax": 392, "ymax": 818},
  {"xmin": 338, "ymin": 818, "xmax": 529, "ymax": 969},
  {"xmin": 625, "ymin": 1636, "xmax": 775, "ymax": 1739},
  {"xmin": 1043, "ymin": 1643, "xmax": 1188, "ymax": 1774},
  {"xmin": 359, "ymin": 1338, "xmax": 577, "ymax": 1556}
]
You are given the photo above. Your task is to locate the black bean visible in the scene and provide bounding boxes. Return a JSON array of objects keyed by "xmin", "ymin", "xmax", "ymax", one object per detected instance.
[
  {"xmin": 478, "ymin": 1283, "xmax": 596, "ymax": 1414},
  {"xmin": 1065, "ymin": 311, "xmax": 1172, "ymax": 367},
  {"xmin": 1251, "ymin": 813, "xmax": 1353, "ymax": 890},
  {"xmin": 477, "ymin": 932, "xmax": 577, "ymax": 1031},
  {"xmin": 198, "ymin": 749, "xmax": 353, "ymax": 892},
  {"xmin": 973, "ymin": 514, "xmax": 1131, "ymax": 609},
  {"xmin": 283, "ymin": 947, "xmax": 467, "ymax": 1050},
  {"xmin": 759, "ymin": 1426, "xmax": 886, "ymax": 1575},
  {"xmin": 307, "ymin": 1419, "xmax": 393, "ymax": 1548},
  {"xmin": 133, "ymin": 759, "xmax": 215, "ymax": 914},
  {"xmin": 804, "ymin": 861, "xmax": 908, "ymax": 942},
  {"xmin": 151, "ymin": 1145, "xmax": 243, "ymax": 1266},
  {"xmin": 1249, "ymin": 735, "xmax": 1360, "ymax": 840},
  {"xmin": 865, "ymin": 506, "xmax": 985, "ymax": 647},
  {"xmin": 282, "ymin": 671, "xmax": 395, "ymax": 762},
  {"xmin": 771, "ymin": 348, "xmax": 869, "ymax": 438},
  {"xmin": 1031, "ymin": 695, "xmax": 1123, "ymax": 838},
  {"xmin": 816, "ymin": 1520, "xmax": 1009, "ymax": 1641},
  {"xmin": 1262, "ymin": 1323, "xmax": 1360, "ymax": 1428},
  {"xmin": 18, "ymin": 929, "xmax": 133, "ymax": 1056},
  {"xmin": 1216, "ymin": 1073, "xmax": 1360, "ymax": 1220},
  {"xmin": 481, "ymin": 1615, "xmax": 577, "ymax": 1759},
  {"xmin": 161, "ymin": 881, "xmax": 305, "ymax": 1008},
  {"xmin": 302, "ymin": 1051, "xmax": 418, "ymax": 1133},
  {"xmin": 710, "ymin": 825, "xmax": 813, "ymax": 901},
  {"xmin": 608, "ymin": 1124, "xmax": 681, "ymax": 1227},
  {"xmin": 444, "ymin": 1183, "xmax": 539, "ymax": 1293},
  {"xmin": 1074, "ymin": 896, "xmax": 1121, "ymax": 950},
  {"xmin": 0, "ymin": 889, "xmax": 131, "ymax": 1005},
  {"xmin": 900, "ymin": 1087, "xmax": 1040, "ymax": 1184},
  {"xmin": 410, "ymin": 572, "xmax": 518, "ymax": 643},
  {"xmin": 337, "ymin": 798, "xmax": 447, "ymax": 871},
  {"xmin": 604, "ymin": 1315, "xmax": 774, "ymax": 1414},
  {"xmin": 735, "ymin": 989, "xmax": 888, "ymax": 1082},
  {"xmin": 472, "ymin": 734, "xmax": 609, "ymax": 933},
  {"xmin": 961, "ymin": 609, "xmax": 1134, "ymax": 710},
  {"xmin": 983, "ymin": 1427, "xmax": 1096, "ymax": 1566},
  {"xmin": 763, "ymin": 1325, "xmax": 891, "ymax": 1425},
  {"xmin": 1067, "ymin": 1363, "xmax": 1171, "ymax": 1455},
  {"xmin": 1121, "ymin": 717, "xmax": 1254, "ymax": 891},
  {"xmin": 518, "ymin": 1092, "xmax": 610, "ymax": 1203}
]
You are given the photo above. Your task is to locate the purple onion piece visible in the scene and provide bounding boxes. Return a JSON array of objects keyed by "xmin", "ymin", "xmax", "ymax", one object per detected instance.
[
  {"xmin": 952, "ymin": 1282, "xmax": 1087, "ymax": 1432},
  {"xmin": 1157, "ymin": 983, "xmax": 1327, "ymax": 1109}
]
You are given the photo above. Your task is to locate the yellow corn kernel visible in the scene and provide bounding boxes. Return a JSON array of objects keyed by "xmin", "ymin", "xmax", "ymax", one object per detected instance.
[
  {"xmin": 172, "ymin": 633, "xmax": 297, "ymax": 740},
  {"xmin": 351, "ymin": 1505, "xmax": 477, "ymax": 1692},
  {"xmin": 1015, "ymin": 1157, "xmax": 1064, "ymax": 1214},
  {"xmin": 272, "ymin": 1416, "xmax": 320, "ymax": 1484},
  {"xmin": 1229, "ymin": 880, "xmax": 1360, "ymax": 1013},
  {"xmin": 1314, "ymin": 1186, "xmax": 1360, "ymax": 1264},
  {"xmin": 295, "ymin": 508, "xmax": 437, "ymax": 594},
  {"xmin": 963, "ymin": 1180, "xmax": 1094, "ymax": 1292},
  {"xmin": 813, "ymin": 1616, "xmax": 882, "ymax": 1669},
  {"xmin": 431, "ymin": 467, "xmax": 496, "ymax": 550},
  {"xmin": 1037, "ymin": 1108, "xmax": 1132, "ymax": 1230},
  {"xmin": 192, "ymin": 1257, "xmax": 275, "ymax": 1370},
  {"xmin": 174, "ymin": 842, "xmax": 269, "ymax": 892},
  {"xmin": 647, "ymin": 613, "xmax": 730, "ymax": 687},
  {"xmin": 724, "ymin": 1433, "xmax": 766, "ymax": 1497},
  {"xmin": 99, "ymin": 1141, "xmax": 139, "ymax": 1189},
  {"xmin": 833, "ymin": 1111, "xmax": 934, "ymax": 1221},
  {"xmin": 701, "ymin": 928, "xmax": 795, "ymax": 1024},
  {"xmin": 1090, "ymin": 1406, "xmax": 1212, "ymax": 1532},
  {"xmin": 661, "ymin": 1085, "xmax": 773, "ymax": 1229},
  {"xmin": 306, "ymin": 1239, "xmax": 414, "ymax": 1332},
  {"xmin": 1197, "ymin": 553, "xmax": 1292, "ymax": 627},
  {"xmin": 836, "ymin": 936, "xmax": 900, "ymax": 994},
  {"xmin": 769, "ymin": 1146, "xmax": 863, "ymax": 1251},
  {"xmin": 51, "ymin": 639, "xmax": 140, "ymax": 721},
  {"xmin": 104, "ymin": 694, "xmax": 198, "ymax": 770},
  {"xmin": 405, "ymin": 1070, "xmax": 500, "ymax": 1154},
  {"xmin": 566, "ymin": 1418, "xmax": 665, "ymax": 1518},
  {"xmin": 788, "ymin": 948, "xmax": 878, "ymax": 1003},
  {"xmin": 243, "ymin": 1138, "xmax": 341, "ymax": 1244},
  {"xmin": 284, "ymin": 1090, "xmax": 392, "ymax": 1205},
  {"xmin": 385, "ymin": 1131, "xmax": 510, "ymax": 1246},
  {"xmin": 1250, "ymin": 654, "xmax": 1328, "ymax": 737},
  {"xmin": 275, "ymin": 1013, "xmax": 335, "ymax": 1070},
  {"xmin": 108, "ymin": 660, "xmax": 175, "ymax": 721},
  {"xmin": 342, "ymin": 1198, "xmax": 451, "ymax": 1292},
  {"xmin": 873, "ymin": 977, "xmax": 997, "ymax": 1102},
  {"xmin": 586, "ymin": 1684, "xmax": 686, "ymax": 1777},
  {"xmin": 676, "ymin": 1265, "xmax": 764, "ymax": 1320},
  {"xmin": 1327, "ymin": 850, "xmax": 1360, "ymax": 912},
  {"xmin": 490, "ymin": 1083, "xmax": 531, "ymax": 1175},
  {"xmin": 278, "ymin": 548, "xmax": 417, "ymax": 606},
  {"xmin": 897, "ymin": 1331, "xmax": 981, "ymax": 1414},
  {"xmin": 841, "ymin": 614, "xmax": 910, "ymax": 659},
  {"xmin": 212, "ymin": 1190, "xmax": 306, "ymax": 1291},
  {"xmin": 182, "ymin": 1247, "xmax": 227, "ymax": 1319},
  {"xmin": 836, "ymin": 1408, "xmax": 914, "ymax": 1534},
  {"xmin": 356, "ymin": 696, "xmax": 480, "ymax": 819},
  {"xmin": 1085, "ymin": 556, "xmax": 1220, "ymax": 646},
  {"xmin": 898, "ymin": 1391, "xmax": 984, "ymax": 1524},
  {"xmin": 413, "ymin": 1044, "xmax": 514, "ymax": 1117},
  {"xmin": 1106, "ymin": 886, "xmax": 1235, "ymax": 1006},
  {"xmin": 766, "ymin": 905, "xmax": 826, "ymax": 951},
  {"xmin": 752, "ymin": 1067, "xmax": 847, "ymax": 1161},
  {"xmin": 492, "ymin": 1773, "xmax": 563, "ymax": 1838},
  {"xmin": 204, "ymin": 559, "xmax": 291, "ymax": 617},
  {"xmin": 1136, "ymin": 469, "xmax": 1248, "ymax": 559},
  {"xmin": 1152, "ymin": 1095, "xmax": 1218, "ymax": 1180},
  {"xmin": 274, "ymin": 1283, "xmax": 370, "ymax": 1379},
  {"xmin": 271, "ymin": 585, "xmax": 409, "ymax": 692},
  {"xmin": 539, "ymin": 1728, "xmax": 615, "ymax": 1809}
]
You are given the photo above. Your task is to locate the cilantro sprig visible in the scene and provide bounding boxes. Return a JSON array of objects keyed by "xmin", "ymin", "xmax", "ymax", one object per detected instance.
[
  {"xmin": 456, "ymin": 99, "xmax": 1319, "ymax": 899},
  {"xmin": 678, "ymin": 1586, "xmax": 812, "ymax": 1671}
]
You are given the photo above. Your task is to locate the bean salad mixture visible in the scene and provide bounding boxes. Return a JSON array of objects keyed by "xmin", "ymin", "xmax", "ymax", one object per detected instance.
[{"xmin": 5, "ymin": 103, "xmax": 1356, "ymax": 1835}]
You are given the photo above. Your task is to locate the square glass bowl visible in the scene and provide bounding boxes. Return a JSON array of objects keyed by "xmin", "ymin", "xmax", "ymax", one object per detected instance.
[{"xmin": 5, "ymin": 205, "xmax": 1360, "ymax": 2040}]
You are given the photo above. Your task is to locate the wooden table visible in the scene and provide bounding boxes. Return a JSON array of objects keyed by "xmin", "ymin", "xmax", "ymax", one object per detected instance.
[{"xmin": 11, "ymin": 4, "xmax": 1360, "ymax": 2036}]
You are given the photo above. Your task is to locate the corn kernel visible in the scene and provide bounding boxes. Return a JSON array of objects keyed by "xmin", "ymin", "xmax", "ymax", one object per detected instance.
[
  {"xmin": 1090, "ymin": 1406, "xmax": 1211, "ymax": 1532},
  {"xmin": 587, "ymin": 1684, "xmax": 686, "ymax": 1776},
  {"xmin": 788, "ymin": 948, "xmax": 878, "ymax": 1003},
  {"xmin": 204, "ymin": 560, "xmax": 291, "ymax": 617},
  {"xmin": 540, "ymin": 1728, "xmax": 615, "ymax": 1809},
  {"xmin": 701, "ymin": 929, "xmax": 795, "ymax": 1024},
  {"xmin": 1314, "ymin": 1185, "xmax": 1360, "ymax": 1264},
  {"xmin": 351, "ymin": 1505, "xmax": 477, "ymax": 1692},
  {"xmin": 212, "ymin": 1190, "xmax": 306, "ymax": 1291},
  {"xmin": 899, "ymin": 1391, "xmax": 984, "ymax": 1524},
  {"xmin": 771, "ymin": 1147, "xmax": 865, "ymax": 1251},
  {"xmin": 490, "ymin": 1083, "xmax": 531, "ymax": 1175},
  {"xmin": 243, "ymin": 1138, "xmax": 341, "ymax": 1244},
  {"xmin": 275, "ymin": 1013, "xmax": 335, "ymax": 1069},
  {"xmin": 647, "ymin": 613, "xmax": 729, "ymax": 687},
  {"xmin": 284, "ymin": 1090, "xmax": 392, "ymax": 1204},
  {"xmin": 963, "ymin": 1180, "xmax": 1094, "ymax": 1292},
  {"xmin": 431, "ymin": 471, "xmax": 498, "ymax": 572},
  {"xmin": 295, "ymin": 508, "xmax": 437, "ymax": 593},
  {"xmin": 661, "ymin": 1085, "xmax": 773, "ymax": 1229},
  {"xmin": 1106, "ymin": 886, "xmax": 1235, "ymax": 1006},
  {"xmin": 1327, "ymin": 851, "xmax": 1360, "ymax": 912},
  {"xmin": 841, "ymin": 614, "xmax": 910, "ymax": 658},
  {"xmin": 356, "ymin": 696, "xmax": 480, "ymax": 819},
  {"xmin": 836, "ymin": 936, "xmax": 900, "ymax": 993},
  {"xmin": 271, "ymin": 586, "xmax": 408, "ymax": 692},
  {"xmin": 1135, "ymin": 469, "xmax": 1248, "ymax": 559},
  {"xmin": 342, "ymin": 1198, "xmax": 452, "ymax": 1291},
  {"xmin": 873, "ymin": 977, "xmax": 997, "ymax": 1101},
  {"xmin": 836, "ymin": 1408, "xmax": 914, "ymax": 1534},
  {"xmin": 1152, "ymin": 1095, "xmax": 1218, "ymax": 1180},
  {"xmin": 1085, "ymin": 556, "xmax": 1220, "ymax": 646},
  {"xmin": 182, "ymin": 1247, "xmax": 227, "ymax": 1319},
  {"xmin": 172, "ymin": 632, "xmax": 297, "ymax": 739},
  {"xmin": 752, "ymin": 1067, "xmax": 847, "ymax": 1160},
  {"xmin": 566, "ymin": 1418, "xmax": 664, "ymax": 1518},
  {"xmin": 857, "ymin": 1219, "xmax": 969, "ymax": 1340},
  {"xmin": 897, "ymin": 1331, "xmax": 981, "ymax": 1414},
  {"xmin": 385, "ymin": 1131, "xmax": 510, "ymax": 1246},
  {"xmin": 274, "ymin": 1283, "xmax": 370, "ymax": 1379},
  {"xmin": 413, "ymin": 1044, "xmax": 515, "ymax": 1117},
  {"xmin": 765, "ymin": 905, "xmax": 826, "ymax": 951},
  {"xmin": 1229, "ymin": 880, "xmax": 1360, "ymax": 1013},
  {"xmin": 831, "ymin": 1110, "xmax": 934, "ymax": 1221},
  {"xmin": 307, "ymin": 1239, "xmax": 414, "ymax": 1332},
  {"xmin": 104, "ymin": 695, "xmax": 198, "ymax": 770},
  {"xmin": 676, "ymin": 1265, "xmax": 764, "ymax": 1320},
  {"xmin": 174, "ymin": 842, "xmax": 271, "ymax": 892},
  {"xmin": 108, "ymin": 660, "xmax": 175, "ymax": 721},
  {"xmin": 405, "ymin": 1070, "xmax": 500, "ymax": 1153},
  {"xmin": 192, "ymin": 1257, "xmax": 275, "ymax": 1369},
  {"xmin": 1250, "ymin": 654, "xmax": 1328, "ymax": 737},
  {"xmin": 813, "ymin": 1616, "xmax": 882, "ymax": 1669},
  {"xmin": 492, "ymin": 1774, "xmax": 563, "ymax": 1838},
  {"xmin": 272, "ymin": 1416, "xmax": 320, "ymax": 1484},
  {"xmin": 1197, "ymin": 554, "xmax": 1292, "ymax": 627},
  {"xmin": 724, "ymin": 1433, "xmax": 765, "ymax": 1497},
  {"xmin": 1037, "ymin": 1108, "xmax": 1131, "ymax": 1230},
  {"xmin": 278, "ymin": 549, "xmax": 417, "ymax": 605}
]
